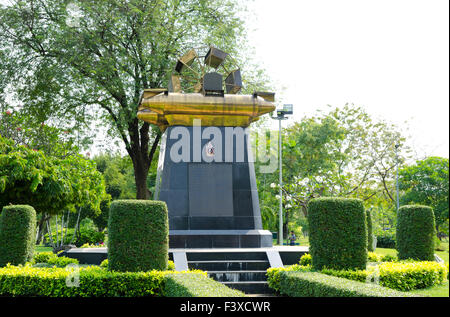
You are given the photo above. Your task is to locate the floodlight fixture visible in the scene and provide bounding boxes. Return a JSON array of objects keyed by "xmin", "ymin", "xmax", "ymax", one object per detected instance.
[
  {"xmin": 202, "ymin": 72, "xmax": 224, "ymax": 97},
  {"xmin": 175, "ymin": 49, "xmax": 198, "ymax": 73},
  {"xmin": 205, "ymin": 46, "xmax": 228, "ymax": 69},
  {"xmin": 225, "ymin": 69, "xmax": 243, "ymax": 94},
  {"xmin": 168, "ymin": 75, "xmax": 182, "ymax": 93}
]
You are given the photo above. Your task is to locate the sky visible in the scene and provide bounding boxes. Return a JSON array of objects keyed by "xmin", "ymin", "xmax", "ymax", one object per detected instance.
[{"xmin": 244, "ymin": 0, "xmax": 449, "ymax": 159}]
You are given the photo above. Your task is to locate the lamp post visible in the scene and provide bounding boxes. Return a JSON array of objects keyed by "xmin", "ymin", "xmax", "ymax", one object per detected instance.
[{"xmin": 272, "ymin": 104, "xmax": 293, "ymax": 246}]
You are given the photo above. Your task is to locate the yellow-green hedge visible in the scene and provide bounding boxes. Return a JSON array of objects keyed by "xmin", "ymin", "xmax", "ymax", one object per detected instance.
[
  {"xmin": 0, "ymin": 264, "xmax": 208, "ymax": 297},
  {"xmin": 321, "ymin": 261, "xmax": 448, "ymax": 291}
]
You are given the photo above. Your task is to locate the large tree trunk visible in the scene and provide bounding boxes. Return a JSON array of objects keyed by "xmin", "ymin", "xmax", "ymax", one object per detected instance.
[
  {"xmin": 134, "ymin": 161, "xmax": 151, "ymax": 200},
  {"xmin": 128, "ymin": 120, "xmax": 161, "ymax": 200}
]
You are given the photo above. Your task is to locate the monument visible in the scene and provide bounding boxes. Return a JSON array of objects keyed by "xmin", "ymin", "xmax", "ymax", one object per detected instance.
[{"xmin": 137, "ymin": 46, "xmax": 276, "ymax": 249}]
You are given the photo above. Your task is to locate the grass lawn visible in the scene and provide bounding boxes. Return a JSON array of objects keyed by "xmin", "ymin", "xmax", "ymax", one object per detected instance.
[
  {"xmin": 35, "ymin": 245, "xmax": 53, "ymax": 253},
  {"xmin": 409, "ymin": 281, "xmax": 449, "ymax": 297}
]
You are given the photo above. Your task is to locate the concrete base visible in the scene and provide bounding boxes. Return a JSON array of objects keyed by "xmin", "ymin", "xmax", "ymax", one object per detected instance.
[
  {"xmin": 169, "ymin": 230, "xmax": 273, "ymax": 249},
  {"xmin": 62, "ymin": 246, "xmax": 308, "ymax": 266}
]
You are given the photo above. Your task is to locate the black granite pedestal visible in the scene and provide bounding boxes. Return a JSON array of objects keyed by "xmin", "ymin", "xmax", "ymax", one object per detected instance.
[{"xmin": 157, "ymin": 126, "xmax": 273, "ymax": 248}]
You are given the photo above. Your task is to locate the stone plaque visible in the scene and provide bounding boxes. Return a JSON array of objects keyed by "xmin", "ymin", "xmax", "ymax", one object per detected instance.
[{"xmin": 189, "ymin": 164, "xmax": 233, "ymax": 217}]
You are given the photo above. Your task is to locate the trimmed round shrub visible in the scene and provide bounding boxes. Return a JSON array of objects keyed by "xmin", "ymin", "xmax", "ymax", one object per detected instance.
[
  {"xmin": 396, "ymin": 205, "xmax": 436, "ymax": 261},
  {"xmin": 0, "ymin": 205, "xmax": 36, "ymax": 267},
  {"xmin": 366, "ymin": 209, "xmax": 374, "ymax": 251},
  {"xmin": 307, "ymin": 197, "xmax": 367, "ymax": 270},
  {"xmin": 108, "ymin": 200, "xmax": 169, "ymax": 272}
]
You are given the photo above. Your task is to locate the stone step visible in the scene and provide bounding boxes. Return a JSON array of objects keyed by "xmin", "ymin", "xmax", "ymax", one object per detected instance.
[
  {"xmin": 188, "ymin": 260, "xmax": 270, "ymax": 271},
  {"xmin": 223, "ymin": 281, "xmax": 273, "ymax": 295},
  {"xmin": 207, "ymin": 270, "xmax": 267, "ymax": 282},
  {"xmin": 187, "ymin": 251, "xmax": 268, "ymax": 261}
]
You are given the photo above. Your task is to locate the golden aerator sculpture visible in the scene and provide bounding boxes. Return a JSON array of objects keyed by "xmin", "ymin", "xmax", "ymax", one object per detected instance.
[{"xmin": 137, "ymin": 46, "xmax": 275, "ymax": 131}]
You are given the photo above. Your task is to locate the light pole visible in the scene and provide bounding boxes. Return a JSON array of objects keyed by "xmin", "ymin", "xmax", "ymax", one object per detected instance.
[{"xmin": 272, "ymin": 104, "xmax": 293, "ymax": 246}]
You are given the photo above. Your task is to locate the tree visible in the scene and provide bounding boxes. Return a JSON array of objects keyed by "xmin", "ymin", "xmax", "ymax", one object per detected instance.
[
  {"xmin": 256, "ymin": 104, "xmax": 411, "ymax": 239},
  {"xmin": 0, "ymin": 136, "xmax": 107, "ymax": 249},
  {"xmin": 399, "ymin": 157, "xmax": 449, "ymax": 239},
  {"xmin": 0, "ymin": 0, "xmax": 259, "ymax": 199}
]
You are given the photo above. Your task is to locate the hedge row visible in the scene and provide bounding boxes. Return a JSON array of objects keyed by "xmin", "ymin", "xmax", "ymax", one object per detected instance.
[
  {"xmin": 397, "ymin": 205, "xmax": 436, "ymax": 261},
  {"xmin": 0, "ymin": 264, "xmax": 241, "ymax": 297},
  {"xmin": 307, "ymin": 198, "xmax": 367, "ymax": 270},
  {"xmin": 321, "ymin": 261, "xmax": 447, "ymax": 291},
  {"xmin": 164, "ymin": 273, "xmax": 245, "ymax": 297},
  {"xmin": 108, "ymin": 200, "xmax": 169, "ymax": 272},
  {"xmin": 278, "ymin": 271, "xmax": 418, "ymax": 297},
  {"xmin": 0, "ymin": 205, "xmax": 36, "ymax": 267}
]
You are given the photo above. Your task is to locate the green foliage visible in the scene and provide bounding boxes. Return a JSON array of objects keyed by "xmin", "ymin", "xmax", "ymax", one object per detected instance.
[
  {"xmin": 307, "ymin": 197, "xmax": 367, "ymax": 270},
  {"xmin": 366, "ymin": 209, "xmax": 374, "ymax": 251},
  {"xmin": 93, "ymin": 154, "xmax": 137, "ymax": 200},
  {"xmin": 397, "ymin": 205, "xmax": 436, "ymax": 261},
  {"xmin": 399, "ymin": 157, "xmax": 449, "ymax": 233},
  {"xmin": 167, "ymin": 260, "xmax": 175, "ymax": 271},
  {"xmin": 378, "ymin": 261, "xmax": 447, "ymax": 291},
  {"xmin": 31, "ymin": 251, "xmax": 78, "ymax": 267},
  {"xmin": 44, "ymin": 227, "xmax": 105, "ymax": 247},
  {"xmin": 299, "ymin": 253, "xmax": 312, "ymax": 266},
  {"xmin": 321, "ymin": 261, "xmax": 447, "ymax": 292},
  {"xmin": 0, "ymin": 136, "xmax": 107, "ymax": 216},
  {"xmin": 46, "ymin": 256, "xmax": 79, "ymax": 268},
  {"xmin": 375, "ymin": 229, "xmax": 396, "ymax": 248},
  {"xmin": 266, "ymin": 265, "xmax": 311, "ymax": 292},
  {"xmin": 0, "ymin": 205, "xmax": 36, "ymax": 267},
  {"xmin": 108, "ymin": 200, "xmax": 169, "ymax": 272},
  {"xmin": 278, "ymin": 271, "xmax": 416, "ymax": 297},
  {"xmin": 100, "ymin": 259, "xmax": 108, "ymax": 269},
  {"xmin": 0, "ymin": 264, "xmax": 202, "ymax": 297},
  {"xmin": 368, "ymin": 252, "xmax": 381, "ymax": 262},
  {"xmin": 32, "ymin": 252, "xmax": 57, "ymax": 265},
  {"xmin": 380, "ymin": 254, "xmax": 398, "ymax": 262},
  {"xmin": 163, "ymin": 273, "xmax": 245, "ymax": 297},
  {"xmin": 0, "ymin": 110, "xmax": 89, "ymax": 158}
]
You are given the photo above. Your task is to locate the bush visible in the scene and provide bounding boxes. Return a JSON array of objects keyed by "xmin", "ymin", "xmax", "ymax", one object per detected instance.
[
  {"xmin": 299, "ymin": 253, "xmax": 312, "ymax": 266},
  {"xmin": 32, "ymin": 252, "xmax": 57, "ymax": 264},
  {"xmin": 375, "ymin": 229, "xmax": 396, "ymax": 248},
  {"xmin": 32, "ymin": 252, "xmax": 78, "ymax": 267},
  {"xmin": 100, "ymin": 259, "xmax": 175, "ymax": 271},
  {"xmin": 307, "ymin": 197, "xmax": 367, "ymax": 270},
  {"xmin": 267, "ymin": 265, "xmax": 311, "ymax": 292},
  {"xmin": 321, "ymin": 261, "xmax": 447, "ymax": 291},
  {"xmin": 108, "ymin": 200, "xmax": 169, "ymax": 272},
  {"xmin": 378, "ymin": 261, "xmax": 447, "ymax": 291},
  {"xmin": 0, "ymin": 205, "xmax": 36, "ymax": 267},
  {"xmin": 367, "ymin": 252, "xmax": 381, "ymax": 262},
  {"xmin": 164, "ymin": 273, "xmax": 245, "ymax": 297},
  {"xmin": 100, "ymin": 259, "xmax": 108, "ymax": 269},
  {"xmin": 75, "ymin": 228, "xmax": 105, "ymax": 247},
  {"xmin": 0, "ymin": 264, "xmax": 209, "ymax": 297},
  {"xmin": 366, "ymin": 209, "xmax": 374, "ymax": 251},
  {"xmin": 380, "ymin": 254, "xmax": 398, "ymax": 262},
  {"xmin": 278, "ymin": 271, "xmax": 418, "ymax": 297},
  {"xmin": 397, "ymin": 205, "xmax": 436, "ymax": 261},
  {"xmin": 47, "ymin": 256, "xmax": 79, "ymax": 267}
]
